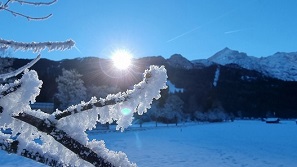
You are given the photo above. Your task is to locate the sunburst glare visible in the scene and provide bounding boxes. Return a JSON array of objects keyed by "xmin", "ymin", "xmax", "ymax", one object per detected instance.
[{"xmin": 111, "ymin": 49, "xmax": 133, "ymax": 70}]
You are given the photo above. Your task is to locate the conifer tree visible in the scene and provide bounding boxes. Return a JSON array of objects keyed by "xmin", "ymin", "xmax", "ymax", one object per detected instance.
[{"xmin": 56, "ymin": 69, "xmax": 87, "ymax": 109}]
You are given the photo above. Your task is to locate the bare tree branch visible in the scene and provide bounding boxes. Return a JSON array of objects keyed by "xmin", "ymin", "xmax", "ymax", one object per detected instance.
[{"xmin": 4, "ymin": 0, "xmax": 12, "ymax": 7}]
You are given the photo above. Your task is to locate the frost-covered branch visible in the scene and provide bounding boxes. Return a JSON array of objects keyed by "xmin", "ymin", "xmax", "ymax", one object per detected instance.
[
  {"xmin": 0, "ymin": 54, "xmax": 40, "ymax": 80},
  {"xmin": 54, "ymin": 92, "xmax": 129, "ymax": 120},
  {"xmin": 53, "ymin": 66, "xmax": 168, "ymax": 123},
  {"xmin": 0, "ymin": 139, "xmax": 65, "ymax": 167},
  {"xmin": 13, "ymin": 113, "xmax": 114, "ymax": 167},
  {"xmin": 0, "ymin": 82, "xmax": 21, "ymax": 99},
  {"xmin": 2, "ymin": 7, "xmax": 52, "ymax": 20},
  {"xmin": 13, "ymin": 0, "xmax": 57, "ymax": 6},
  {"xmin": 0, "ymin": 39, "xmax": 75, "ymax": 53},
  {"xmin": 0, "ymin": 0, "xmax": 57, "ymax": 20},
  {"xmin": 0, "ymin": 66, "xmax": 167, "ymax": 167}
]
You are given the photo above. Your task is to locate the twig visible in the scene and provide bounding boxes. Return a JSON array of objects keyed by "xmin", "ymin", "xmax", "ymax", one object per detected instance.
[
  {"xmin": 0, "ymin": 0, "xmax": 57, "ymax": 20},
  {"xmin": 3, "ymin": 8, "xmax": 52, "ymax": 20},
  {"xmin": 14, "ymin": 0, "xmax": 57, "ymax": 6}
]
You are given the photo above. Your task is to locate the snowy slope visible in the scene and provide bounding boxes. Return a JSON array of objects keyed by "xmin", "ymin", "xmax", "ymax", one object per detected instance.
[
  {"xmin": 2, "ymin": 120, "xmax": 296, "ymax": 167},
  {"xmin": 200, "ymin": 47, "xmax": 297, "ymax": 81},
  {"xmin": 259, "ymin": 52, "xmax": 297, "ymax": 81},
  {"xmin": 208, "ymin": 47, "xmax": 260, "ymax": 70},
  {"xmin": 93, "ymin": 120, "xmax": 297, "ymax": 167}
]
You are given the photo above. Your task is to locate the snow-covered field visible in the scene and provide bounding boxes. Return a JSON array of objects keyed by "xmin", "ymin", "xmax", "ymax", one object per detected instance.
[{"xmin": 0, "ymin": 120, "xmax": 296, "ymax": 167}]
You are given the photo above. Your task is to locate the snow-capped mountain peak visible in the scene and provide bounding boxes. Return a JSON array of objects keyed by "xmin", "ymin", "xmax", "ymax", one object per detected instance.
[
  {"xmin": 208, "ymin": 47, "xmax": 244, "ymax": 63},
  {"xmin": 207, "ymin": 47, "xmax": 260, "ymax": 70},
  {"xmin": 259, "ymin": 51, "xmax": 297, "ymax": 81},
  {"xmin": 191, "ymin": 47, "xmax": 297, "ymax": 81},
  {"xmin": 167, "ymin": 54, "xmax": 193, "ymax": 69}
]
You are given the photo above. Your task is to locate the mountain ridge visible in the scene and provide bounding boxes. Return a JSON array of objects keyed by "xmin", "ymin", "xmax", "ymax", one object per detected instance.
[
  {"xmin": 190, "ymin": 47, "xmax": 297, "ymax": 81},
  {"xmin": 6, "ymin": 54, "xmax": 297, "ymax": 118}
]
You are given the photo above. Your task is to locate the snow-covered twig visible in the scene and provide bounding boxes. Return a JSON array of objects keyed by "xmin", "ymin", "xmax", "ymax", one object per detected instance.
[
  {"xmin": 0, "ymin": 82, "xmax": 21, "ymax": 99},
  {"xmin": 0, "ymin": 54, "xmax": 40, "ymax": 80},
  {"xmin": 53, "ymin": 66, "xmax": 168, "ymax": 121},
  {"xmin": 0, "ymin": 0, "xmax": 57, "ymax": 20},
  {"xmin": 54, "ymin": 91, "xmax": 129, "ymax": 120},
  {"xmin": 0, "ymin": 39, "xmax": 75, "ymax": 52},
  {"xmin": 2, "ymin": 7, "xmax": 52, "ymax": 20},
  {"xmin": 13, "ymin": 0, "xmax": 57, "ymax": 6},
  {"xmin": 13, "ymin": 112, "xmax": 114, "ymax": 167}
]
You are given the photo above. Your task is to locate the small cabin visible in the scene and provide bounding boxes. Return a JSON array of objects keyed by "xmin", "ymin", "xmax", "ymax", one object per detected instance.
[{"xmin": 265, "ymin": 118, "xmax": 280, "ymax": 124}]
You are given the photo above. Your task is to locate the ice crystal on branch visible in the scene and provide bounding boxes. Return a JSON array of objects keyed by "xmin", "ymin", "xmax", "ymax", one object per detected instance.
[{"xmin": 0, "ymin": 39, "xmax": 75, "ymax": 53}]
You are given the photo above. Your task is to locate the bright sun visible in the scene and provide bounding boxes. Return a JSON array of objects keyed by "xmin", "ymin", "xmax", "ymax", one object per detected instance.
[{"xmin": 111, "ymin": 49, "xmax": 133, "ymax": 70}]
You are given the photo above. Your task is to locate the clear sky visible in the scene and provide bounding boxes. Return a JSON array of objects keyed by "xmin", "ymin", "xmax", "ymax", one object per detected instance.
[{"xmin": 1, "ymin": 0, "xmax": 297, "ymax": 61}]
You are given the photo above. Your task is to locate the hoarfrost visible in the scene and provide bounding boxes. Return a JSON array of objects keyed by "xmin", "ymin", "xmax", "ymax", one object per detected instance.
[{"xmin": 0, "ymin": 64, "xmax": 167, "ymax": 167}]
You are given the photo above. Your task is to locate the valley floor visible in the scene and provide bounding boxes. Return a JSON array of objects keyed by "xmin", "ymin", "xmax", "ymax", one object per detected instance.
[{"xmin": 0, "ymin": 120, "xmax": 296, "ymax": 167}]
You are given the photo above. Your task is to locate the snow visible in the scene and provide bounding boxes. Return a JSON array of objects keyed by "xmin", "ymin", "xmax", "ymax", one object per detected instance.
[
  {"xmin": 259, "ymin": 52, "xmax": 297, "ymax": 81},
  {"xmin": 93, "ymin": 120, "xmax": 297, "ymax": 167},
  {"xmin": 213, "ymin": 67, "xmax": 220, "ymax": 87},
  {"xmin": 208, "ymin": 47, "xmax": 260, "ymax": 70},
  {"xmin": 205, "ymin": 47, "xmax": 297, "ymax": 81},
  {"xmin": 191, "ymin": 59, "xmax": 214, "ymax": 68},
  {"xmin": 1, "ymin": 120, "xmax": 296, "ymax": 167},
  {"xmin": 167, "ymin": 80, "xmax": 184, "ymax": 93}
]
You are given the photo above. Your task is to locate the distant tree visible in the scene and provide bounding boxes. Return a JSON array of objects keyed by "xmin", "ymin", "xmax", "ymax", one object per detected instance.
[
  {"xmin": 194, "ymin": 102, "xmax": 229, "ymax": 122},
  {"xmin": 151, "ymin": 94, "xmax": 184, "ymax": 125},
  {"xmin": 0, "ymin": 49, "xmax": 14, "ymax": 83},
  {"xmin": 55, "ymin": 69, "xmax": 87, "ymax": 109}
]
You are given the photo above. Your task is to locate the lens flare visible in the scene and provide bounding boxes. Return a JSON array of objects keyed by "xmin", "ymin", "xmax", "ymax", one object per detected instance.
[{"xmin": 121, "ymin": 108, "xmax": 132, "ymax": 116}]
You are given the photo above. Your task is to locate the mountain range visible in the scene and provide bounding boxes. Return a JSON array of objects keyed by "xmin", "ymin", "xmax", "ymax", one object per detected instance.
[
  {"xmin": 192, "ymin": 47, "xmax": 297, "ymax": 81},
  {"xmin": 7, "ymin": 47, "xmax": 297, "ymax": 118}
]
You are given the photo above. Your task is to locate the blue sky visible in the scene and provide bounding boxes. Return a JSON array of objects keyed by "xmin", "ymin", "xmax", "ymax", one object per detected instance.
[{"xmin": 1, "ymin": 0, "xmax": 297, "ymax": 61}]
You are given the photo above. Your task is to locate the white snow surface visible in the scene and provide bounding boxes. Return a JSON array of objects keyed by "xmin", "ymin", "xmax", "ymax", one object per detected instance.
[
  {"xmin": 1, "ymin": 120, "xmax": 296, "ymax": 167},
  {"xmin": 167, "ymin": 80, "xmax": 184, "ymax": 93},
  {"xmin": 205, "ymin": 47, "xmax": 297, "ymax": 81}
]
